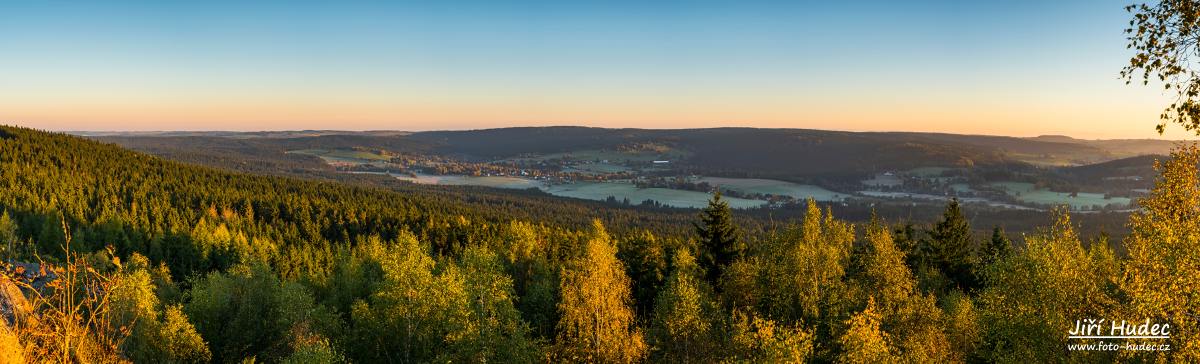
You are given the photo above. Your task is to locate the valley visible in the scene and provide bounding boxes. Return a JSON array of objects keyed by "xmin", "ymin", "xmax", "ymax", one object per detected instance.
[{"xmin": 262, "ymin": 127, "xmax": 1163, "ymax": 212}]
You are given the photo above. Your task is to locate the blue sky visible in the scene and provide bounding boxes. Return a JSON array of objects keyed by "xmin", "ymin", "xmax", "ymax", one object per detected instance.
[{"xmin": 0, "ymin": 0, "xmax": 1181, "ymax": 138}]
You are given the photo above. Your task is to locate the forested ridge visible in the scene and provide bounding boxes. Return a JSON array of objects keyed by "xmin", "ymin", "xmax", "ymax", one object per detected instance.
[{"xmin": 0, "ymin": 126, "xmax": 1197, "ymax": 362}]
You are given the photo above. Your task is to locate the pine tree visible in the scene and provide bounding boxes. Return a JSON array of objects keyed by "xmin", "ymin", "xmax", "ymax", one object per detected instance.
[
  {"xmin": 924, "ymin": 199, "xmax": 976, "ymax": 291},
  {"xmin": 695, "ymin": 190, "xmax": 741, "ymax": 285},
  {"xmin": 617, "ymin": 230, "xmax": 668, "ymax": 318},
  {"xmin": 979, "ymin": 226, "xmax": 1011, "ymax": 268},
  {"xmin": 892, "ymin": 222, "xmax": 921, "ymax": 270}
]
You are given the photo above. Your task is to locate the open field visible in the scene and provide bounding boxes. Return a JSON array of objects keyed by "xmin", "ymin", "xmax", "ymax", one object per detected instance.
[
  {"xmin": 1007, "ymin": 152, "xmax": 1099, "ymax": 167},
  {"xmin": 287, "ymin": 149, "xmax": 391, "ymax": 164},
  {"xmin": 392, "ymin": 173, "xmax": 546, "ymax": 189},
  {"xmin": 563, "ymin": 162, "xmax": 632, "ymax": 174},
  {"xmin": 949, "ymin": 183, "xmax": 974, "ymax": 193},
  {"xmin": 857, "ymin": 191, "xmax": 1033, "ymax": 210},
  {"xmin": 694, "ymin": 177, "xmax": 847, "ymax": 201},
  {"xmin": 383, "ymin": 172, "xmax": 765, "ymax": 208},
  {"xmin": 544, "ymin": 181, "xmax": 766, "ymax": 209},
  {"xmin": 988, "ymin": 181, "xmax": 1130, "ymax": 210}
]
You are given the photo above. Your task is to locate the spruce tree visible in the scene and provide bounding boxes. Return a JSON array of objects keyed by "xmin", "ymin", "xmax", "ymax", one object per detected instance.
[
  {"xmin": 892, "ymin": 222, "xmax": 922, "ymax": 271},
  {"xmin": 695, "ymin": 190, "xmax": 741, "ymax": 284},
  {"xmin": 924, "ymin": 199, "xmax": 976, "ymax": 291},
  {"xmin": 980, "ymin": 226, "xmax": 1011, "ymax": 267}
]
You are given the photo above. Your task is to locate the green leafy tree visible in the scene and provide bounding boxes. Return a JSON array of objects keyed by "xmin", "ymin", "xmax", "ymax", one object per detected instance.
[
  {"xmin": 859, "ymin": 217, "xmax": 915, "ymax": 311},
  {"xmin": 725, "ymin": 310, "xmax": 814, "ymax": 363},
  {"xmin": 838, "ymin": 298, "xmax": 894, "ymax": 364},
  {"xmin": 347, "ymin": 232, "xmax": 534, "ymax": 363},
  {"xmin": 185, "ymin": 263, "xmax": 337, "ymax": 362},
  {"xmin": 109, "ymin": 254, "xmax": 211, "ymax": 363},
  {"xmin": 858, "ymin": 217, "xmax": 954, "ymax": 362},
  {"xmin": 758, "ymin": 200, "xmax": 854, "ymax": 328},
  {"xmin": 1123, "ymin": 144, "xmax": 1200, "ymax": 360},
  {"xmin": 347, "ymin": 232, "xmax": 453, "ymax": 363},
  {"xmin": 280, "ymin": 335, "xmax": 345, "ymax": 364},
  {"xmin": 888, "ymin": 293, "xmax": 953, "ymax": 363},
  {"xmin": 695, "ymin": 191, "xmax": 741, "ymax": 284},
  {"xmin": 942, "ymin": 291, "xmax": 981, "ymax": 361},
  {"xmin": 553, "ymin": 220, "xmax": 647, "ymax": 363},
  {"xmin": 448, "ymin": 246, "xmax": 538, "ymax": 362},
  {"xmin": 649, "ymin": 250, "xmax": 719, "ymax": 362},
  {"xmin": 976, "ymin": 210, "xmax": 1117, "ymax": 363}
]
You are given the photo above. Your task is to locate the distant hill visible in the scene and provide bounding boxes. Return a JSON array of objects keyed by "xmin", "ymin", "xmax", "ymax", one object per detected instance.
[
  {"xmin": 1061, "ymin": 154, "xmax": 1165, "ymax": 181},
  {"xmin": 404, "ymin": 127, "xmax": 1175, "ymax": 178},
  {"xmin": 1027, "ymin": 134, "xmax": 1176, "ymax": 159},
  {"xmin": 75, "ymin": 130, "xmax": 411, "ymax": 139}
]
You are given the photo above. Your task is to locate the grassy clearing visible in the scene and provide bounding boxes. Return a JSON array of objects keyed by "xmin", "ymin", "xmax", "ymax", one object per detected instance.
[
  {"xmin": 949, "ymin": 183, "xmax": 974, "ymax": 193},
  {"xmin": 988, "ymin": 181, "xmax": 1130, "ymax": 210},
  {"xmin": 695, "ymin": 177, "xmax": 847, "ymax": 201},
  {"xmin": 288, "ymin": 149, "xmax": 391, "ymax": 164},
  {"xmin": 390, "ymin": 174, "xmax": 763, "ymax": 209},
  {"xmin": 1006, "ymin": 153, "xmax": 1096, "ymax": 167},
  {"xmin": 564, "ymin": 163, "xmax": 631, "ymax": 174},
  {"xmin": 543, "ymin": 182, "xmax": 766, "ymax": 209},
  {"xmin": 394, "ymin": 173, "xmax": 545, "ymax": 189}
]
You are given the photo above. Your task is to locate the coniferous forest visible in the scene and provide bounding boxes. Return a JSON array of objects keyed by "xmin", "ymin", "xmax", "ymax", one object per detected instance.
[{"xmin": 1, "ymin": 121, "xmax": 1199, "ymax": 364}]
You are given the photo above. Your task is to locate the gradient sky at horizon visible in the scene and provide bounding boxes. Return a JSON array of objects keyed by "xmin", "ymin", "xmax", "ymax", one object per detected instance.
[{"xmin": 0, "ymin": 0, "xmax": 1191, "ymax": 138}]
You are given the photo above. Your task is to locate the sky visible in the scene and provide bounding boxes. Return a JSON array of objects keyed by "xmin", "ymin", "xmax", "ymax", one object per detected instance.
[{"xmin": 0, "ymin": 0, "xmax": 1190, "ymax": 139}]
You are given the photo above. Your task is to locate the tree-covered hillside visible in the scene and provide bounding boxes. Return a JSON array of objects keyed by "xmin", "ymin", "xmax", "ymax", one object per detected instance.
[{"xmin": 0, "ymin": 126, "xmax": 1195, "ymax": 362}]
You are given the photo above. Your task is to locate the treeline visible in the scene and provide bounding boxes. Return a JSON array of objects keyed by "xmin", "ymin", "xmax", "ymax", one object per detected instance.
[{"xmin": 0, "ymin": 126, "xmax": 1196, "ymax": 362}]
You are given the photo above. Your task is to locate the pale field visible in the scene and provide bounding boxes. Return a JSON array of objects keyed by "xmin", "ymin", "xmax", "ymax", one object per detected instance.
[
  {"xmin": 694, "ymin": 177, "xmax": 847, "ymax": 201},
  {"xmin": 988, "ymin": 182, "xmax": 1130, "ymax": 210},
  {"xmin": 287, "ymin": 149, "xmax": 390, "ymax": 164},
  {"xmin": 394, "ymin": 173, "xmax": 546, "ymax": 189},
  {"xmin": 388, "ymin": 173, "xmax": 764, "ymax": 208},
  {"xmin": 543, "ymin": 181, "xmax": 766, "ymax": 209}
]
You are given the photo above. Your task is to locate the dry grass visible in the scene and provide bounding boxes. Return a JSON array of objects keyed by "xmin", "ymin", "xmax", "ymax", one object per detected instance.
[{"xmin": 1, "ymin": 220, "xmax": 130, "ymax": 363}]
